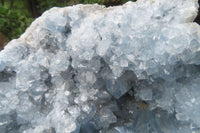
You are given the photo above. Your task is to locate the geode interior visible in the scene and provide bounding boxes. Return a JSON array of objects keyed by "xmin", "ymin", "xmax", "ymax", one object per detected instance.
[{"xmin": 0, "ymin": 0, "xmax": 200, "ymax": 132}]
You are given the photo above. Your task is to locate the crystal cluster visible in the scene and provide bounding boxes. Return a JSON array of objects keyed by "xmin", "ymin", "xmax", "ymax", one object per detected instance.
[{"xmin": 0, "ymin": 0, "xmax": 200, "ymax": 132}]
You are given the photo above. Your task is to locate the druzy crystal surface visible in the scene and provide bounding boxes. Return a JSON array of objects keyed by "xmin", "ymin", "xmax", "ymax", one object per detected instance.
[{"xmin": 0, "ymin": 0, "xmax": 200, "ymax": 132}]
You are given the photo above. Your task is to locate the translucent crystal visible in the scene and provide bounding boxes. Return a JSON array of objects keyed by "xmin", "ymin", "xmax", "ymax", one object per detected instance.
[{"xmin": 0, "ymin": 0, "xmax": 200, "ymax": 132}]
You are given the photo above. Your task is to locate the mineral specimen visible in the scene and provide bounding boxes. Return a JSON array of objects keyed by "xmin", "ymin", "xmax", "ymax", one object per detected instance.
[{"xmin": 0, "ymin": 0, "xmax": 200, "ymax": 132}]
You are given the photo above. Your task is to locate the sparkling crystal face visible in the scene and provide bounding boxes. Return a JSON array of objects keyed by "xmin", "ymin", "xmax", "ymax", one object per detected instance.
[{"xmin": 0, "ymin": 0, "xmax": 200, "ymax": 132}]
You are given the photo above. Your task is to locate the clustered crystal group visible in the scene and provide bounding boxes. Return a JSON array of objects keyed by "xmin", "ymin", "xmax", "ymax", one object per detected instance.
[{"xmin": 0, "ymin": 0, "xmax": 200, "ymax": 132}]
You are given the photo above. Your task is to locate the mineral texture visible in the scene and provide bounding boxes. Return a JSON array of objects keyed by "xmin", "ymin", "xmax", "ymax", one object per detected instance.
[{"xmin": 0, "ymin": 0, "xmax": 200, "ymax": 132}]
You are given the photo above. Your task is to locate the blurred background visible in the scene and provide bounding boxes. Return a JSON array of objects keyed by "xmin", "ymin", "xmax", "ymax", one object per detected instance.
[{"xmin": 0, "ymin": 0, "xmax": 199, "ymax": 50}]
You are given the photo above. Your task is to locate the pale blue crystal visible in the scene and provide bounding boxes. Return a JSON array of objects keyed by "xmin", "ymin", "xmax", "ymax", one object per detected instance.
[{"xmin": 0, "ymin": 0, "xmax": 200, "ymax": 132}]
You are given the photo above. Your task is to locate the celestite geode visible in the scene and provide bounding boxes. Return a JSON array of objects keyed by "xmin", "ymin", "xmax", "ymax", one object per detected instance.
[{"xmin": 0, "ymin": 0, "xmax": 200, "ymax": 132}]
